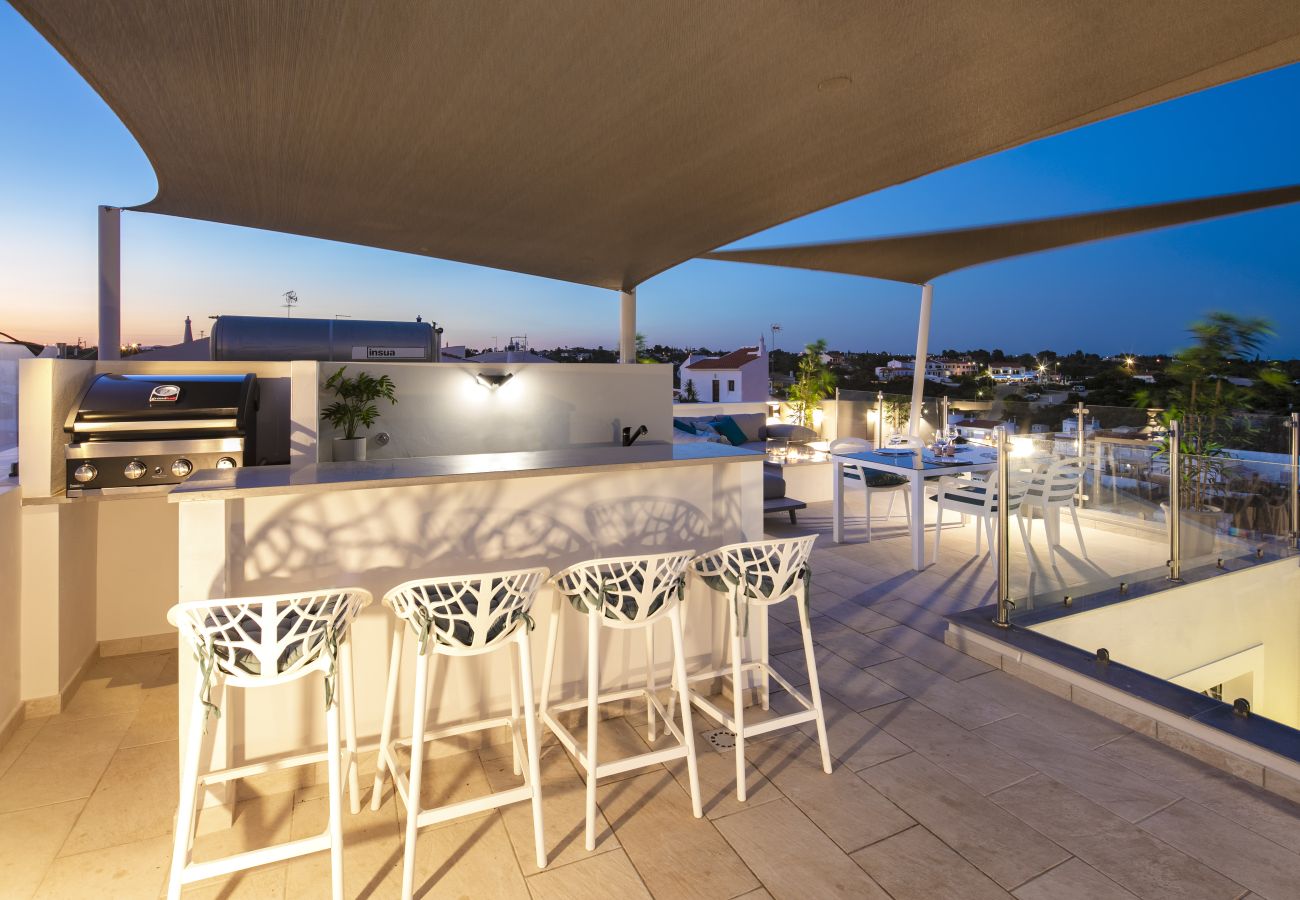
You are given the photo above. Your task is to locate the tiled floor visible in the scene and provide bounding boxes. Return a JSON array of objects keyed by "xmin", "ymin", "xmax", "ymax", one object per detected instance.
[{"xmin": 2, "ymin": 504, "xmax": 1297, "ymax": 898}]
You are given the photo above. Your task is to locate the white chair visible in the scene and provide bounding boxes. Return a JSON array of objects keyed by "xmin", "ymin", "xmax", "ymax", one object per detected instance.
[
  {"xmin": 683, "ymin": 536, "xmax": 831, "ymax": 801},
  {"xmin": 371, "ymin": 568, "xmax": 549, "ymax": 900},
  {"xmin": 167, "ymin": 588, "xmax": 372, "ymax": 900},
  {"xmin": 931, "ymin": 468, "xmax": 1034, "ymax": 563},
  {"xmin": 540, "ymin": 551, "xmax": 702, "ymax": 850},
  {"xmin": 1022, "ymin": 457, "xmax": 1089, "ymax": 564},
  {"xmin": 830, "ymin": 437, "xmax": 911, "ymax": 539}
]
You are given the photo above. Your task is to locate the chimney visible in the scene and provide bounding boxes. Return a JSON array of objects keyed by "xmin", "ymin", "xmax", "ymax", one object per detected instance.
[{"xmin": 183, "ymin": 316, "xmax": 193, "ymax": 344}]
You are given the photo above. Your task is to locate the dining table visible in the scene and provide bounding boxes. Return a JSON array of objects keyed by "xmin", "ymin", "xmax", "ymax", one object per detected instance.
[{"xmin": 831, "ymin": 445, "xmax": 1000, "ymax": 570}]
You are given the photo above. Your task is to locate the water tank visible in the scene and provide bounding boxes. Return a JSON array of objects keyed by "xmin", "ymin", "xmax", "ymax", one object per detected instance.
[{"xmin": 210, "ymin": 316, "xmax": 439, "ymax": 362}]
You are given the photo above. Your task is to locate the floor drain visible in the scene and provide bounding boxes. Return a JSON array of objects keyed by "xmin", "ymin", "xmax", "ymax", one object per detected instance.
[{"xmin": 702, "ymin": 728, "xmax": 736, "ymax": 753}]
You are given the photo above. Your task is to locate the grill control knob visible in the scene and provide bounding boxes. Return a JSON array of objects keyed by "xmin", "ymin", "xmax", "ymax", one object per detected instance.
[
  {"xmin": 123, "ymin": 460, "xmax": 147, "ymax": 480},
  {"xmin": 216, "ymin": 457, "xmax": 237, "ymax": 470},
  {"xmin": 170, "ymin": 459, "xmax": 193, "ymax": 478},
  {"xmin": 73, "ymin": 463, "xmax": 97, "ymax": 483}
]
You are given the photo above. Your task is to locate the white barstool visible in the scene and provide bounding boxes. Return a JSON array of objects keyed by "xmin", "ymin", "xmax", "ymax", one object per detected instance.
[
  {"xmin": 166, "ymin": 588, "xmax": 372, "ymax": 900},
  {"xmin": 684, "ymin": 536, "xmax": 831, "ymax": 800},
  {"xmin": 540, "ymin": 551, "xmax": 702, "ymax": 850},
  {"xmin": 371, "ymin": 568, "xmax": 549, "ymax": 900}
]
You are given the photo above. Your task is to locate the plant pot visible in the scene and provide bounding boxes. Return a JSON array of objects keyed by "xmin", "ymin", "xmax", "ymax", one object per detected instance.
[
  {"xmin": 333, "ymin": 436, "xmax": 367, "ymax": 462},
  {"xmin": 1161, "ymin": 502, "xmax": 1227, "ymax": 561}
]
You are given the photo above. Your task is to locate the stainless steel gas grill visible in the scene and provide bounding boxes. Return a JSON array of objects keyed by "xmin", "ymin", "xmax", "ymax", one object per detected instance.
[{"xmin": 64, "ymin": 373, "xmax": 259, "ymax": 496}]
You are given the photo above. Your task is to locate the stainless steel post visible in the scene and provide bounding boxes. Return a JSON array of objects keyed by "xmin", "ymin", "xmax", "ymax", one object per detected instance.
[
  {"xmin": 875, "ymin": 390, "xmax": 885, "ymax": 447},
  {"xmin": 995, "ymin": 425, "xmax": 1012, "ymax": 627},
  {"xmin": 1074, "ymin": 401, "xmax": 1088, "ymax": 507},
  {"xmin": 1290, "ymin": 412, "xmax": 1299, "ymax": 551},
  {"xmin": 1168, "ymin": 419, "xmax": 1183, "ymax": 582},
  {"xmin": 941, "ymin": 395, "xmax": 950, "ymax": 439}
]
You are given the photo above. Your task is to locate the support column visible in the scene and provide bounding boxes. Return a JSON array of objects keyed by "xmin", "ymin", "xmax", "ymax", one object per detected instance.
[
  {"xmin": 619, "ymin": 288, "xmax": 636, "ymax": 364},
  {"xmin": 98, "ymin": 205, "xmax": 121, "ymax": 360},
  {"xmin": 908, "ymin": 282, "xmax": 932, "ymax": 437}
]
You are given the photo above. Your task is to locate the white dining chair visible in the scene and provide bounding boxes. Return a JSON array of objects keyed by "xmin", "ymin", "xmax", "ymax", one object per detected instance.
[{"xmin": 830, "ymin": 437, "xmax": 911, "ymax": 539}]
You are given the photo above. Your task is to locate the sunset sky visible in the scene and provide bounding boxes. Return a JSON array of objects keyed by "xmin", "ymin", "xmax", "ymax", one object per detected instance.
[{"xmin": 2, "ymin": 5, "xmax": 1298, "ymax": 356}]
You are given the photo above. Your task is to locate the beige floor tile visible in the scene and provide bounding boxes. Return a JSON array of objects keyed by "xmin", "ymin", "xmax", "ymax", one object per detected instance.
[
  {"xmin": 564, "ymin": 714, "xmax": 664, "ymax": 785},
  {"xmin": 713, "ymin": 797, "xmax": 889, "ymax": 900},
  {"xmin": 865, "ymin": 596, "xmax": 953, "ymax": 642},
  {"xmin": 0, "ymin": 799, "xmax": 84, "ymax": 900},
  {"xmin": 851, "ymin": 825, "xmax": 1012, "ymax": 900},
  {"xmin": 184, "ymin": 865, "xmax": 288, "ymax": 900},
  {"xmin": 799, "ymin": 652, "xmax": 905, "ymax": 712},
  {"xmin": 408, "ymin": 812, "xmax": 530, "ymax": 899},
  {"xmin": 859, "ymin": 753, "xmax": 1068, "ymax": 890},
  {"xmin": 811, "ymin": 619, "xmax": 902, "ymax": 668},
  {"xmin": 0, "ymin": 713, "xmax": 134, "ymax": 813},
  {"xmin": 119, "ymin": 683, "xmax": 180, "ymax": 749},
  {"xmin": 811, "ymin": 597, "xmax": 897, "ymax": 635},
  {"xmin": 745, "ymin": 732, "xmax": 913, "ymax": 852},
  {"xmin": 976, "ymin": 714, "xmax": 1178, "ymax": 822},
  {"xmin": 869, "ymin": 624, "xmax": 994, "ymax": 680},
  {"xmin": 863, "ymin": 699, "xmax": 1035, "ymax": 795},
  {"xmin": 33, "ymin": 833, "xmax": 171, "ymax": 900},
  {"xmin": 864, "ymin": 656, "xmax": 1013, "ymax": 730},
  {"xmin": 525, "ymin": 848, "xmax": 650, "ymax": 900},
  {"xmin": 0, "ymin": 716, "xmax": 47, "ymax": 781},
  {"xmin": 479, "ymin": 742, "xmax": 619, "ymax": 876},
  {"xmin": 286, "ymin": 794, "xmax": 401, "ymax": 900},
  {"xmin": 731, "ymin": 890, "xmax": 773, "ymax": 900},
  {"xmin": 191, "ymin": 793, "xmax": 297, "ymax": 865},
  {"xmin": 990, "ymin": 775, "xmax": 1244, "ymax": 900},
  {"xmin": 386, "ymin": 746, "xmax": 493, "ymax": 816},
  {"xmin": 964, "ymin": 670, "xmax": 1126, "ymax": 749},
  {"xmin": 57, "ymin": 652, "xmax": 171, "ymax": 721},
  {"xmin": 772, "ymin": 691, "xmax": 909, "ymax": 772},
  {"xmin": 663, "ymin": 725, "xmax": 780, "ymax": 820},
  {"xmin": 598, "ymin": 769, "xmax": 760, "ymax": 899},
  {"xmin": 1012, "ymin": 858, "xmax": 1140, "ymax": 900},
  {"xmin": 1139, "ymin": 798, "xmax": 1300, "ymax": 900},
  {"xmin": 1100, "ymin": 732, "xmax": 1300, "ymax": 854},
  {"xmin": 60, "ymin": 739, "xmax": 179, "ymax": 856}
]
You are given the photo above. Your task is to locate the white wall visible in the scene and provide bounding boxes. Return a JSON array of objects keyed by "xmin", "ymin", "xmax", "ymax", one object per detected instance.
[
  {"xmin": 96, "ymin": 497, "xmax": 177, "ymax": 642},
  {"xmin": 0, "ymin": 487, "xmax": 21, "ymax": 736},
  {"xmin": 312, "ymin": 362, "xmax": 672, "ymax": 461},
  {"xmin": 1031, "ymin": 560, "xmax": 1300, "ymax": 729}
]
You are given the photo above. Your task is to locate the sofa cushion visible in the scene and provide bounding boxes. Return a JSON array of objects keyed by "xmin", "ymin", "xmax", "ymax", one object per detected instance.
[
  {"xmin": 711, "ymin": 415, "xmax": 749, "ymax": 447},
  {"xmin": 727, "ymin": 413, "xmax": 768, "ymax": 443},
  {"xmin": 672, "ymin": 417, "xmax": 699, "ymax": 434},
  {"xmin": 766, "ymin": 423, "xmax": 817, "ymax": 444},
  {"xmin": 763, "ymin": 470, "xmax": 786, "ymax": 499}
]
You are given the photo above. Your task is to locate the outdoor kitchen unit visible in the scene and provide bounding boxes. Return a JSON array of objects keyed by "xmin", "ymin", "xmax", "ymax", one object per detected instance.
[{"xmin": 63, "ymin": 373, "xmax": 259, "ymax": 496}]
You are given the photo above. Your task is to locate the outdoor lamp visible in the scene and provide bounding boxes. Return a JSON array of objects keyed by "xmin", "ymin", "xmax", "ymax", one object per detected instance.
[{"xmin": 475, "ymin": 372, "xmax": 514, "ymax": 390}]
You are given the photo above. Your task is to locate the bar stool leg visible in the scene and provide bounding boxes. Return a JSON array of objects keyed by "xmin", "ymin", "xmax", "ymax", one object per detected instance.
[
  {"xmin": 370, "ymin": 618, "xmax": 404, "ymax": 811},
  {"xmin": 401, "ymin": 650, "xmax": 434, "ymax": 900},
  {"xmin": 167, "ymin": 677, "xmax": 209, "ymax": 900},
  {"xmin": 758, "ymin": 604, "xmax": 770, "ymax": 711},
  {"xmin": 584, "ymin": 613, "xmax": 600, "ymax": 851},
  {"xmin": 797, "ymin": 589, "xmax": 833, "ymax": 774},
  {"xmin": 509, "ymin": 642, "xmax": 522, "ymax": 777},
  {"xmin": 516, "ymin": 630, "xmax": 548, "ymax": 869},
  {"xmin": 729, "ymin": 601, "xmax": 748, "ymax": 802},
  {"xmin": 325, "ymin": 686, "xmax": 345, "ymax": 900},
  {"xmin": 668, "ymin": 604, "xmax": 702, "ymax": 818},
  {"xmin": 538, "ymin": 594, "xmax": 561, "ymax": 723},
  {"xmin": 644, "ymin": 626, "xmax": 656, "ymax": 742},
  {"xmin": 341, "ymin": 639, "xmax": 361, "ymax": 815}
]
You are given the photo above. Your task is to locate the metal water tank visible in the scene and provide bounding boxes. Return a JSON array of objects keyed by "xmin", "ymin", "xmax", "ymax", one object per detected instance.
[{"xmin": 210, "ymin": 316, "xmax": 439, "ymax": 362}]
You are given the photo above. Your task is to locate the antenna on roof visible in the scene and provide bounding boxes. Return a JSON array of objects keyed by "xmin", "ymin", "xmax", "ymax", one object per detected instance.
[
  {"xmin": 770, "ymin": 323, "xmax": 782, "ymax": 352},
  {"xmin": 281, "ymin": 290, "xmax": 299, "ymax": 318}
]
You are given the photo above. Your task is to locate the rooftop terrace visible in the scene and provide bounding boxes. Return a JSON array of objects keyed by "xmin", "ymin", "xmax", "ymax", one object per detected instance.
[{"xmin": 3, "ymin": 505, "xmax": 1297, "ymax": 899}]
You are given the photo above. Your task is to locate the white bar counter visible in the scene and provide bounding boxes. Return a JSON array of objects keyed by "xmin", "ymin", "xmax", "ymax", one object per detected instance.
[{"xmin": 169, "ymin": 442, "xmax": 764, "ymax": 812}]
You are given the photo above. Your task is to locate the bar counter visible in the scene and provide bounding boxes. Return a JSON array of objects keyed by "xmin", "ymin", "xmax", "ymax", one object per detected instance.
[{"xmin": 171, "ymin": 442, "xmax": 765, "ymax": 815}]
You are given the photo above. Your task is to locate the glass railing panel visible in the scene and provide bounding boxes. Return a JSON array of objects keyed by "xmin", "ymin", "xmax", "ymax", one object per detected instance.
[{"xmin": 0, "ymin": 359, "xmax": 17, "ymax": 455}]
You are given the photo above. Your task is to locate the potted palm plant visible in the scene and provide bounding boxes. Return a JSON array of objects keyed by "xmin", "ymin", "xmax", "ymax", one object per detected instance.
[
  {"xmin": 788, "ymin": 339, "xmax": 835, "ymax": 429},
  {"xmin": 320, "ymin": 366, "xmax": 397, "ymax": 462}
]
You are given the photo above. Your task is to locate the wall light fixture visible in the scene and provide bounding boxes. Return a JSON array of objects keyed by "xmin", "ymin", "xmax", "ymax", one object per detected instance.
[{"xmin": 475, "ymin": 372, "xmax": 514, "ymax": 390}]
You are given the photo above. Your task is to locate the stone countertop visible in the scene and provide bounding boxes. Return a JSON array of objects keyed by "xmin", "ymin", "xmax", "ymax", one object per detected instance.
[{"xmin": 169, "ymin": 441, "xmax": 761, "ymax": 502}]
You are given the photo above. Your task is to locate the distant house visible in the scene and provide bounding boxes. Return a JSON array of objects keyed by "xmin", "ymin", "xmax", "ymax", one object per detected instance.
[
  {"xmin": 989, "ymin": 365, "xmax": 1033, "ymax": 383},
  {"xmin": 874, "ymin": 356, "xmax": 978, "ymax": 383},
  {"xmin": 679, "ymin": 339, "xmax": 769, "ymax": 402},
  {"xmin": 954, "ymin": 418, "xmax": 1016, "ymax": 441}
]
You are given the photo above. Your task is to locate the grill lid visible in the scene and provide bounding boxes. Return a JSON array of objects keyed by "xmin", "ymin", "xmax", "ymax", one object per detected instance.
[{"xmin": 66, "ymin": 373, "xmax": 259, "ymax": 437}]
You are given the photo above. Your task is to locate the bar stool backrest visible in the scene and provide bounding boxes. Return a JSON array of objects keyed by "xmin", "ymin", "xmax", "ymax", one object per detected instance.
[
  {"xmin": 692, "ymin": 536, "xmax": 817, "ymax": 607},
  {"xmin": 168, "ymin": 588, "xmax": 372, "ymax": 689},
  {"xmin": 550, "ymin": 551, "xmax": 695, "ymax": 629},
  {"xmin": 385, "ymin": 568, "xmax": 549, "ymax": 656}
]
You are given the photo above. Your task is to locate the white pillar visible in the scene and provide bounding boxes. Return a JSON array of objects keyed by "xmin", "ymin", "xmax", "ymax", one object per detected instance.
[
  {"xmin": 98, "ymin": 205, "xmax": 121, "ymax": 360},
  {"xmin": 619, "ymin": 288, "xmax": 636, "ymax": 364},
  {"xmin": 908, "ymin": 282, "xmax": 932, "ymax": 437}
]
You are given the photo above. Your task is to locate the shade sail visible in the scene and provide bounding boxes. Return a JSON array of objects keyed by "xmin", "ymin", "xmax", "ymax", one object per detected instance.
[
  {"xmin": 14, "ymin": 1, "xmax": 1300, "ymax": 291},
  {"xmin": 702, "ymin": 184, "xmax": 1300, "ymax": 285}
]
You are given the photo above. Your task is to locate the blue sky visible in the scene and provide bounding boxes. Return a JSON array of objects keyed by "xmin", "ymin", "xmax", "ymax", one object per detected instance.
[{"xmin": 2, "ymin": 5, "xmax": 1298, "ymax": 355}]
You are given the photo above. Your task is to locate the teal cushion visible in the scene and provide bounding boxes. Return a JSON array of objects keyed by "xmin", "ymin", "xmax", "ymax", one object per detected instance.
[
  {"xmin": 673, "ymin": 418, "xmax": 698, "ymax": 434},
  {"xmin": 844, "ymin": 469, "xmax": 908, "ymax": 488},
  {"xmin": 711, "ymin": 415, "xmax": 749, "ymax": 447}
]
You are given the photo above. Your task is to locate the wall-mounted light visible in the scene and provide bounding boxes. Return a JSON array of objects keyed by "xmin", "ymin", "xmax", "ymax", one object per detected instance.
[{"xmin": 475, "ymin": 372, "xmax": 514, "ymax": 390}]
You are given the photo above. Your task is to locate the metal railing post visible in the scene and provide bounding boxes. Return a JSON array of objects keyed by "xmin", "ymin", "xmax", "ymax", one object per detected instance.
[
  {"xmin": 941, "ymin": 395, "xmax": 950, "ymax": 440},
  {"xmin": 1290, "ymin": 412, "xmax": 1299, "ymax": 551},
  {"xmin": 1168, "ymin": 419, "xmax": 1183, "ymax": 582},
  {"xmin": 994, "ymin": 425, "xmax": 1012, "ymax": 627},
  {"xmin": 1074, "ymin": 401, "xmax": 1088, "ymax": 507},
  {"xmin": 875, "ymin": 390, "xmax": 884, "ymax": 447}
]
